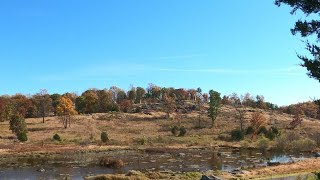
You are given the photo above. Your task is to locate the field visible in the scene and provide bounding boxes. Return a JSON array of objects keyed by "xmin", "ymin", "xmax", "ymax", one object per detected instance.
[
  {"xmin": 1, "ymin": 105, "xmax": 320, "ymax": 153},
  {"xmin": 1, "ymin": 105, "xmax": 320, "ymax": 179}
]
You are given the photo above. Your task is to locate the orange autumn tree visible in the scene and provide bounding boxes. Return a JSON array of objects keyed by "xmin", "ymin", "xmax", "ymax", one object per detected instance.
[
  {"xmin": 57, "ymin": 96, "xmax": 77, "ymax": 128},
  {"xmin": 250, "ymin": 112, "xmax": 266, "ymax": 140}
]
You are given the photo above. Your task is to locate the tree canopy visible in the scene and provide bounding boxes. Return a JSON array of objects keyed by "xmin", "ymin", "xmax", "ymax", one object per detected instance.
[{"xmin": 276, "ymin": 0, "xmax": 320, "ymax": 82}]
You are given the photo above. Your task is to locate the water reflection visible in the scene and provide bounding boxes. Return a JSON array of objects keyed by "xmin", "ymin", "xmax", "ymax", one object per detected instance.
[{"xmin": 0, "ymin": 148, "xmax": 314, "ymax": 179}]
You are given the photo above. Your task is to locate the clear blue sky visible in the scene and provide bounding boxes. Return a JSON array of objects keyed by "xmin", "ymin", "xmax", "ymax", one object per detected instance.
[{"xmin": 0, "ymin": 0, "xmax": 319, "ymax": 106}]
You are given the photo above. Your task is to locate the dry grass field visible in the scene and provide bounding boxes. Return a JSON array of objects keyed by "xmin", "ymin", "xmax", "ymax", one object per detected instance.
[{"xmin": 0, "ymin": 105, "xmax": 319, "ymax": 155}]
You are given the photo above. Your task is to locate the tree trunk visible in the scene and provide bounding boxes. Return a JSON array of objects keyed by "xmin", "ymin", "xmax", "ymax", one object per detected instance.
[
  {"xmin": 42, "ymin": 116, "xmax": 45, "ymax": 123},
  {"xmin": 211, "ymin": 118, "xmax": 214, "ymax": 128},
  {"xmin": 252, "ymin": 131, "xmax": 257, "ymax": 141},
  {"xmin": 64, "ymin": 116, "xmax": 67, "ymax": 129}
]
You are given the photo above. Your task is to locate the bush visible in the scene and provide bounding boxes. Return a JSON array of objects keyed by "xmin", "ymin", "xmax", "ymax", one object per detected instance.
[
  {"xmin": 313, "ymin": 171, "xmax": 320, "ymax": 180},
  {"xmin": 258, "ymin": 126, "xmax": 268, "ymax": 135},
  {"xmin": 110, "ymin": 104, "xmax": 119, "ymax": 112},
  {"xmin": 231, "ymin": 129, "xmax": 244, "ymax": 141},
  {"xmin": 246, "ymin": 126, "xmax": 254, "ymax": 135},
  {"xmin": 133, "ymin": 136, "xmax": 148, "ymax": 145},
  {"xmin": 171, "ymin": 126, "xmax": 179, "ymax": 136},
  {"xmin": 240, "ymin": 140, "xmax": 251, "ymax": 149},
  {"xmin": 274, "ymin": 134, "xmax": 288, "ymax": 152},
  {"xmin": 53, "ymin": 134, "xmax": 61, "ymax": 141},
  {"xmin": 17, "ymin": 132, "xmax": 28, "ymax": 142},
  {"xmin": 286, "ymin": 131, "xmax": 300, "ymax": 142},
  {"xmin": 265, "ymin": 129, "xmax": 276, "ymax": 140},
  {"xmin": 218, "ymin": 133, "xmax": 231, "ymax": 141},
  {"xmin": 10, "ymin": 114, "xmax": 27, "ymax": 137},
  {"xmin": 178, "ymin": 127, "xmax": 187, "ymax": 137},
  {"xmin": 101, "ymin": 132, "xmax": 109, "ymax": 143},
  {"xmin": 270, "ymin": 127, "xmax": 279, "ymax": 135},
  {"xmin": 310, "ymin": 133, "xmax": 320, "ymax": 147},
  {"xmin": 292, "ymin": 138, "xmax": 316, "ymax": 152},
  {"xmin": 274, "ymin": 133, "xmax": 316, "ymax": 152},
  {"xmin": 256, "ymin": 137, "xmax": 269, "ymax": 151},
  {"xmin": 134, "ymin": 106, "xmax": 142, "ymax": 113}
]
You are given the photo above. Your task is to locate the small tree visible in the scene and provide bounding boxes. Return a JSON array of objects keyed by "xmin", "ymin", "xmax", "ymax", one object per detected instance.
[
  {"xmin": 32, "ymin": 89, "xmax": 52, "ymax": 123},
  {"xmin": 196, "ymin": 88, "xmax": 205, "ymax": 128},
  {"xmin": 178, "ymin": 127, "xmax": 187, "ymax": 136},
  {"xmin": 289, "ymin": 105, "xmax": 304, "ymax": 129},
  {"xmin": 208, "ymin": 90, "xmax": 221, "ymax": 128},
  {"xmin": 101, "ymin": 132, "xmax": 109, "ymax": 143},
  {"xmin": 250, "ymin": 112, "xmax": 266, "ymax": 140},
  {"xmin": 230, "ymin": 93, "xmax": 246, "ymax": 131},
  {"xmin": 53, "ymin": 134, "xmax": 62, "ymax": 141},
  {"xmin": 118, "ymin": 99, "xmax": 133, "ymax": 113},
  {"xmin": 135, "ymin": 87, "xmax": 146, "ymax": 104},
  {"xmin": 56, "ymin": 96, "xmax": 77, "ymax": 128},
  {"xmin": 163, "ymin": 94, "xmax": 176, "ymax": 119},
  {"xmin": 9, "ymin": 113, "xmax": 28, "ymax": 141}
]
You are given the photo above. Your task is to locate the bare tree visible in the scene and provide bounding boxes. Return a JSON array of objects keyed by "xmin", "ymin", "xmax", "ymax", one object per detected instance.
[
  {"xmin": 196, "ymin": 88, "xmax": 205, "ymax": 128},
  {"xmin": 32, "ymin": 89, "xmax": 52, "ymax": 123},
  {"xmin": 230, "ymin": 93, "xmax": 246, "ymax": 132}
]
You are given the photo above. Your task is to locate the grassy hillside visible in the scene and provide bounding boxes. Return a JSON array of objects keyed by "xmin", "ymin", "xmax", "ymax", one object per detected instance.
[{"xmin": 0, "ymin": 105, "xmax": 319, "ymax": 154}]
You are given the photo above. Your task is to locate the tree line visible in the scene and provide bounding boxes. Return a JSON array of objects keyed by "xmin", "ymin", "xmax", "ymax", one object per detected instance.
[{"xmin": 0, "ymin": 84, "xmax": 280, "ymax": 123}]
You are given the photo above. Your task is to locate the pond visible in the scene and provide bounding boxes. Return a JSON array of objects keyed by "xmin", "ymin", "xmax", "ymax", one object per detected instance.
[{"xmin": 0, "ymin": 148, "xmax": 315, "ymax": 179}]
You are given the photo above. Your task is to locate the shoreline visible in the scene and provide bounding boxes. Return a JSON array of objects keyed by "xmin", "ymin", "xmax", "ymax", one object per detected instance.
[{"xmin": 0, "ymin": 143, "xmax": 320, "ymax": 179}]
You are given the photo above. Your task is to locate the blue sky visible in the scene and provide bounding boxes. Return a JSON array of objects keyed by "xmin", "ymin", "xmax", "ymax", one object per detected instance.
[{"xmin": 0, "ymin": 0, "xmax": 319, "ymax": 106}]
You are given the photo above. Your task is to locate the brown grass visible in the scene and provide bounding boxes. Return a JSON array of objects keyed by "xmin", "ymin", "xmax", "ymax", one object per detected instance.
[
  {"xmin": 0, "ymin": 105, "xmax": 319, "ymax": 154},
  {"xmin": 237, "ymin": 158, "xmax": 320, "ymax": 179}
]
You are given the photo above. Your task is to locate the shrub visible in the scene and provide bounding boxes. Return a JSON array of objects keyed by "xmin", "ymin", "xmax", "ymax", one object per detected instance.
[
  {"xmin": 240, "ymin": 140, "xmax": 251, "ymax": 149},
  {"xmin": 246, "ymin": 126, "xmax": 254, "ymax": 135},
  {"xmin": 178, "ymin": 127, "xmax": 187, "ymax": 136},
  {"xmin": 9, "ymin": 114, "xmax": 27, "ymax": 136},
  {"xmin": 286, "ymin": 131, "xmax": 300, "ymax": 142},
  {"xmin": 231, "ymin": 129, "xmax": 244, "ymax": 141},
  {"xmin": 134, "ymin": 106, "xmax": 142, "ymax": 113},
  {"xmin": 119, "ymin": 100, "xmax": 133, "ymax": 112},
  {"xmin": 17, "ymin": 132, "xmax": 28, "ymax": 142},
  {"xmin": 274, "ymin": 134, "xmax": 288, "ymax": 152},
  {"xmin": 110, "ymin": 104, "xmax": 119, "ymax": 112},
  {"xmin": 265, "ymin": 129, "xmax": 276, "ymax": 140},
  {"xmin": 171, "ymin": 126, "xmax": 179, "ymax": 136},
  {"xmin": 133, "ymin": 137, "xmax": 147, "ymax": 145},
  {"xmin": 292, "ymin": 138, "xmax": 316, "ymax": 152},
  {"xmin": 313, "ymin": 171, "xmax": 320, "ymax": 180},
  {"xmin": 256, "ymin": 137, "xmax": 269, "ymax": 151},
  {"xmin": 185, "ymin": 172, "xmax": 202, "ymax": 179},
  {"xmin": 270, "ymin": 127, "xmax": 279, "ymax": 135},
  {"xmin": 274, "ymin": 133, "xmax": 316, "ymax": 152},
  {"xmin": 101, "ymin": 132, "xmax": 109, "ymax": 143},
  {"xmin": 310, "ymin": 133, "xmax": 320, "ymax": 147},
  {"xmin": 258, "ymin": 126, "xmax": 268, "ymax": 135},
  {"xmin": 53, "ymin": 134, "xmax": 61, "ymax": 141},
  {"xmin": 218, "ymin": 133, "xmax": 230, "ymax": 141}
]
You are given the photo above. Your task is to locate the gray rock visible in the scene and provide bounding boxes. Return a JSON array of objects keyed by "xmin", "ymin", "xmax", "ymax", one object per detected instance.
[{"xmin": 200, "ymin": 175, "xmax": 223, "ymax": 180}]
